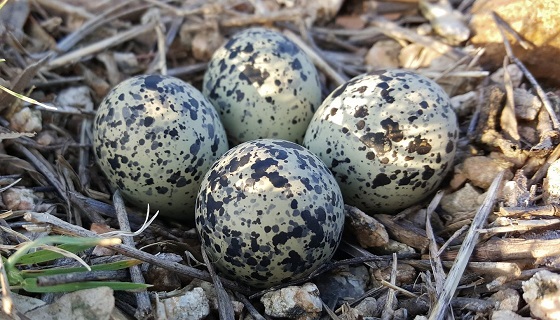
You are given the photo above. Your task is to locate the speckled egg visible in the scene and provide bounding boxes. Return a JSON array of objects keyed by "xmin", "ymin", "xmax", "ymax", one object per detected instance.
[
  {"xmin": 202, "ymin": 27, "xmax": 322, "ymax": 144},
  {"xmin": 303, "ymin": 70, "xmax": 458, "ymax": 214},
  {"xmin": 195, "ymin": 139, "xmax": 344, "ymax": 288},
  {"xmin": 93, "ymin": 75, "xmax": 229, "ymax": 220}
]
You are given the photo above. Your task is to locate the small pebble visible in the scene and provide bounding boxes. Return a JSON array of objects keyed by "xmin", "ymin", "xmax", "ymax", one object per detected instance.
[
  {"xmin": 55, "ymin": 86, "xmax": 93, "ymax": 110},
  {"xmin": 345, "ymin": 205, "xmax": 389, "ymax": 248},
  {"xmin": 315, "ymin": 265, "xmax": 370, "ymax": 307},
  {"xmin": 158, "ymin": 287, "xmax": 210, "ymax": 320},
  {"xmin": 544, "ymin": 159, "xmax": 560, "ymax": 204},
  {"xmin": 371, "ymin": 263, "xmax": 417, "ymax": 287},
  {"xmin": 513, "ymin": 88, "xmax": 542, "ymax": 121},
  {"xmin": 450, "ymin": 91, "xmax": 477, "ymax": 117},
  {"xmin": 491, "ymin": 310, "xmax": 532, "ymax": 320},
  {"xmin": 25, "ymin": 287, "xmax": 114, "ymax": 320},
  {"xmin": 10, "ymin": 107, "xmax": 42, "ymax": 133},
  {"xmin": 399, "ymin": 297, "xmax": 430, "ymax": 317},
  {"xmin": 490, "ymin": 64, "xmax": 523, "ymax": 88},
  {"xmin": 2, "ymin": 187, "xmax": 40, "ymax": 211},
  {"xmin": 461, "ymin": 156, "xmax": 513, "ymax": 189},
  {"xmin": 354, "ymin": 297, "xmax": 378, "ymax": 317},
  {"xmin": 189, "ymin": 279, "xmax": 244, "ymax": 315},
  {"xmin": 522, "ymin": 270, "xmax": 560, "ymax": 320},
  {"xmin": 372, "ymin": 239, "xmax": 416, "ymax": 256},
  {"xmin": 261, "ymin": 283, "xmax": 322, "ymax": 320},
  {"xmin": 143, "ymin": 253, "xmax": 183, "ymax": 292},
  {"xmin": 488, "ymin": 288, "xmax": 520, "ymax": 312},
  {"xmin": 440, "ymin": 183, "xmax": 484, "ymax": 215},
  {"xmin": 365, "ymin": 40, "xmax": 401, "ymax": 69},
  {"xmin": 192, "ymin": 29, "xmax": 224, "ymax": 61},
  {"xmin": 35, "ymin": 130, "xmax": 59, "ymax": 146}
]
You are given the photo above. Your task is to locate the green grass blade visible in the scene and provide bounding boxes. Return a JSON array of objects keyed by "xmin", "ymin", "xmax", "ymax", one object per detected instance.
[
  {"xmin": 0, "ymin": 84, "xmax": 58, "ymax": 111},
  {"xmin": 15, "ymin": 244, "xmax": 94, "ymax": 265},
  {"xmin": 21, "ymin": 259, "xmax": 143, "ymax": 278},
  {"xmin": 21, "ymin": 277, "xmax": 150, "ymax": 293},
  {"xmin": 6, "ymin": 236, "xmax": 121, "ymax": 268}
]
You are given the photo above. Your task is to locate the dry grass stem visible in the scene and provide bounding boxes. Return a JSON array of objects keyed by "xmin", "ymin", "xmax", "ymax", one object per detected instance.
[
  {"xmin": 113, "ymin": 191, "xmax": 152, "ymax": 318},
  {"xmin": 201, "ymin": 250, "xmax": 236, "ymax": 320},
  {"xmin": 283, "ymin": 30, "xmax": 348, "ymax": 86},
  {"xmin": 46, "ymin": 21, "xmax": 157, "ymax": 70},
  {"xmin": 425, "ymin": 191, "xmax": 446, "ymax": 295},
  {"xmin": 429, "ymin": 171, "xmax": 505, "ymax": 320}
]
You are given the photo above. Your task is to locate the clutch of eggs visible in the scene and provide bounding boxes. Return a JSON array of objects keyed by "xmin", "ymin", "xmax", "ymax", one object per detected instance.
[
  {"xmin": 203, "ymin": 27, "xmax": 322, "ymax": 144},
  {"xmin": 93, "ymin": 75, "xmax": 229, "ymax": 220},
  {"xmin": 195, "ymin": 139, "xmax": 345, "ymax": 288},
  {"xmin": 304, "ymin": 70, "xmax": 459, "ymax": 214}
]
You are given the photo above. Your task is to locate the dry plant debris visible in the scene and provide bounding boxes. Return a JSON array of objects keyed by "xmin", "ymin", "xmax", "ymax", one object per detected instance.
[{"xmin": 1, "ymin": 0, "xmax": 560, "ymax": 319}]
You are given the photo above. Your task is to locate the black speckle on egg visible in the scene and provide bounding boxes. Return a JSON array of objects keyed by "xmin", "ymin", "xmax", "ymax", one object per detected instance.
[
  {"xmin": 303, "ymin": 70, "xmax": 458, "ymax": 214},
  {"xmin": 93, "ymin": 75, "xmax": 229, "ymax": 220},
  {"xmin": 203, "ymin": 28, "xmax": 322, "ymax": 144},
  {"xmin": 195, "ymin": 139, "xmax": 344, "ymax": 288}
]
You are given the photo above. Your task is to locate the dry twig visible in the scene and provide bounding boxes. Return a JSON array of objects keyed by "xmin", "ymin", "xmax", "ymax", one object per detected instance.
[{"xmin": 429, "ymin": 171, "xmax": 505, "ymax": 320}]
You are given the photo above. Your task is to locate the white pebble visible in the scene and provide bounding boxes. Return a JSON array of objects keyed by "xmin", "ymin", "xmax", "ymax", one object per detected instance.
[
  {"xmin": 522, "ymin": 270, "xmax": 560, "ymax": 320},
  {"xmin": 159, "ymin": 287, "xmax": 210, "ymax": 320},
  {"xmin": 10, "ymin": 107, "xmax": 42, "ymax": 133},
  {"xmin": 544, "ymin": 160, "xmax": 560, "ymax": 204},
  {"xmin": 261, "ymin": 283, "xmax": 322, "ymax": 319}
]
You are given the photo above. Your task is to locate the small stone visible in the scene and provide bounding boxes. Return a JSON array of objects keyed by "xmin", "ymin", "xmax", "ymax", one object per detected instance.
[
  {"xmin": 419, "ymin": 0, "xmax": 470, "ymax": 44},
  {"xmin": 371, "ymin": 239, "xmax": 416, "ymax": 255},
  {"xmin": 192, "ymin": 29, "xmax": 224, "ymax": 61},
  {"xmin": 113, "ymin": 52, "xmax": 141, "ymax": 74},
  {"xmin": 518, "ymin": 125, "xmax": 539, "ymax": 146},
  {"xmin": 338, "ymin": 305, "xmax": 361, "ymax": 320},
  {"xmin": 354, "ymin": 297, "xmax": 378, "ymax": 317},
  {"xmin": 441, "ymin": 183, "xmax": 484, "ymax": 213},
  {"xmin": 488, "ymin": 288, "xmax": 521, "ymax": 311},
  {"xmin": 543, "ymin": 160, "xmax": 560, "ymax": 204},
  {"xmin": 10, "ymin": 107, "xmax": 42, "ymax": 133},
  {"xmin": 450, "ymin": 91, "xmax": 477, "ymax": 117},
  {"xmin": 461, "ymin": 156, "xmax": 513, "ymax": 189},
  {"xmin": 25, "ymin": 287, "xmax": 114, "ymax": 320},
  {"xmin": 35, "ymin": 130, "xmax": 58, "ymax": 146},
  {"xmin": 160, "ymin": 287, "xmax": 210, "ymax": 320},
  {"xmin": 399, "ymin": 297, "xmax": 430, "ymax": 317},
  {"xmin": 522, "ymin": 270, "xmax": 560, "ymax": 320},
  {"xmin": 372, "ymin": 263, "xmax": 417, "ymax": 287},
  {"xmin": 261, "ymin": 283, "xmax": 322, "ymax": 320},
  {"xmin": 315, "ymin": 265, "xmax": 370, "ymax": 307},
  {"xmin": 490, "ymin": 64, "xmax": 523, "ymax": 88},
  {"xmin": 144, "ymin": 253, "xmax": 183, "ymax": 292},
  {"xmin": 345, "ymin": 205, "xmax": 389, "ymax": 248},
  {"xmin": 11, "ymin": 291, "xmax": 46, "ymax": 314},
  {"xmin": 491, "ymin": 310, "xmax": 532, "ymax": 320},
  {"xmin": 502, "ymin": 171, "xmax": 531, "ymax": 207},
  {"xmin": 2, "ymin": 187, "xmax": 40, "ymax": 211},
  {"xmin": 393, "ymin": 308, "xmax": 408, "ymax": 320},
  {"xmin": 365, "ymin": 40, "xmax": 401, "ymax": 70},
  {"xmin": 55, "ymin": 86, "xmax": 93, "ymax": 110},
  {"xmin": 513, "ymin": 88, "xmax": 542, "ymax": 121},
  {"xmin": 189, "ymin": 279, "xmax": 244, "ymax": 315}
]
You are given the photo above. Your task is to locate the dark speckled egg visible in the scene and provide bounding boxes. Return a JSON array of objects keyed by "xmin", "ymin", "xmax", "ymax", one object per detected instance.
[
  {"xmin": 195, "ymin": 139, "xmax": 344, "ymax": 288},
  {"xmin": 202, "ymin": 27, "xmax": 322, "ymax": 145},
  {"xmin": 93, "ymin": 75, "xmax": 229, "ymax": 220},
  {"xmin": 303, "ymin": 70, "xmax": 458, "ymax": 214}
]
